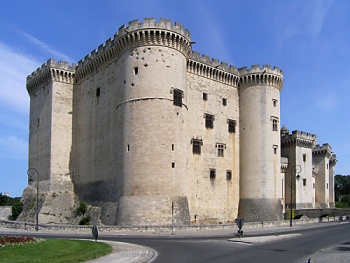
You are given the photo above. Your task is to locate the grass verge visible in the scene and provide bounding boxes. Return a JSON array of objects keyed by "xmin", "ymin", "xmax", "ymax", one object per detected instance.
[{"xmin": 0, "ymin": 238, "xmax": 112, "ymax": 263}]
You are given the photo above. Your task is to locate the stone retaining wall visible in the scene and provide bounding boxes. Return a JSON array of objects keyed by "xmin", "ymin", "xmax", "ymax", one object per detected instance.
[{"xmin": 1, "ymin": 217, "xmax": 344, "ymax": 233}]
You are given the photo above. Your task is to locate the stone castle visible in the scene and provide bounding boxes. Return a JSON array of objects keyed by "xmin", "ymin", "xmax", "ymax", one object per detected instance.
[{"xmin": 20, "ymin": 18, "xmax": 336, "ymax": 226}]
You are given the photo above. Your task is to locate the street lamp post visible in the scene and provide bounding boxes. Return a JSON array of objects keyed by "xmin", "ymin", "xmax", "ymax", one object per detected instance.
[
  {"xmin": 27, "ymin": 168, "xmax": 39, "ymax": 231},
  {"xmin": 290, "ymin": 165, "xmax": 301, "ymax": 227}
]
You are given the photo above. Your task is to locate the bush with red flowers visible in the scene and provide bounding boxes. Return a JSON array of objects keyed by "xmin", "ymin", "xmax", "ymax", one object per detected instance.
[{"xmin": 0, "ymin": 236, "xmax": 44, "ymax": 248}]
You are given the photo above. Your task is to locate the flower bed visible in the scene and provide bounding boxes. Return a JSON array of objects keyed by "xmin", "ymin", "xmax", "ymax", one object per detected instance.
[{"xmin": 0, "ymin": 236, "xmax": 43, "ymax": 248}]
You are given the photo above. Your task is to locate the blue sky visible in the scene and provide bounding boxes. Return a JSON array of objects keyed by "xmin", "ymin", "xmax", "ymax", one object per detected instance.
[{"xmin": 0, "ymin": 0, "xmax": 349, "ymax": 197}]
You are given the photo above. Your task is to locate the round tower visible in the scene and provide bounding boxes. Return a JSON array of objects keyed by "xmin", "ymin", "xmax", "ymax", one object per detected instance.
[
  {"xmin": 114, "ymin": 18, "xmax": 192, "ymax": 225},
  {"xmin": 238, "ymin": 65, "xmax": 284, "ymax": 221}
]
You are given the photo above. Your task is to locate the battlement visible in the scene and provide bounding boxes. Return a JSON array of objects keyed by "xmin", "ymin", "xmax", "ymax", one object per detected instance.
[
  {"xmin": 282, "ymin": 130, "xmax": 317, "ymax": 141},
  {"xmin": 238, "ymin": 64, "xmax": 283, "ymax": 76},
  {"xmin": 27, "ymin": 58, "xmax": 76, "ymax": 84},
  {"xmin": 76, "ymin": 18, "xmax": 192, "ymax": 81},
  {"xmin": 238, "ymin": 64, "xmax": 284, "ymax": 90},
  {"xmin": 281, "ymin": 130, "xmax": 317, "ymax": 149},
  {"xmin": 188, "ymin": 51, "xmax": 239, "ymax": 87},
  {"xmin": 124, "ymin": 18, "xmax": 190, "ymax": 39},
  {"xmin": 313, "ymin": 143, "xmax": 332, "ymax": 157},
  {"xmin": 189, "ymin": 51, "xmax": 239, "ymax": 74}
]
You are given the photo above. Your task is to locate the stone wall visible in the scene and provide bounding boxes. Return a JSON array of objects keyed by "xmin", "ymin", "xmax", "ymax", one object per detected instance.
[{"xmin": 0, "ymin": 207, "xmax": 11, "ymax": 220}]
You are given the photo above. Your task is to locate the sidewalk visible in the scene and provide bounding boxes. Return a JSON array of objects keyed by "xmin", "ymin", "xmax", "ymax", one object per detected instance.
[{"xmin": 1, "ymin": 222, "xmax": 349, "ymax": 262}]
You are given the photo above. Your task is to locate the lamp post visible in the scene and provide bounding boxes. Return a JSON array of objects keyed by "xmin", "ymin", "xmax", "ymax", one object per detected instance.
[
  {"xmin": 290, "ymin": 165, "xmax": 301, "ymax": 227},
  {"xmin": 27, "ymin": 168, "xmax": 39, "ymax": 231}
]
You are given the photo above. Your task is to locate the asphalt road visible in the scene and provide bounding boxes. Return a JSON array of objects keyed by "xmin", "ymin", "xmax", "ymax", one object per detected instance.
[
  {"xmin": 108, "ymin": 223, "xmax": 350, "ymax": 263},
  {"xmin": 2, "ymin": 222, "xmax": 350, "ymax": 263}
]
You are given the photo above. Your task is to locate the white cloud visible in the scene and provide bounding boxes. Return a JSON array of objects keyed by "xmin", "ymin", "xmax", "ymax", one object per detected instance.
[
  {"xmin": 17, "ymin": 30, "xmax": 75, "ymax": 63},
  {"xmin": 0, "ymin": 42, "xmax": 38, "ymax": 114}
]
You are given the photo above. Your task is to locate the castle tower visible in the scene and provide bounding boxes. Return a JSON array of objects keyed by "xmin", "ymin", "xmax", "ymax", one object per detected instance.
[
  {"xmin": 22, "ymin": 59, "xmax": 76, "ymax": 224},
  {"xmin": 329, "ymin": 154, "xmax": 337, "ymax": 208},
  {"xmin": 313, "ymin": 144, "xmax": 332, "ymax": 208},
  {"xmin": 281, "ymin": 129, "xmax": 317, "ymax": 211},
  {"xmin": 114, "ymin": 18, "xmax": 192, "ymax": 225},
  {"xmin": 238, "ymin": 65, "xmax": 284, "ymax": 221}
]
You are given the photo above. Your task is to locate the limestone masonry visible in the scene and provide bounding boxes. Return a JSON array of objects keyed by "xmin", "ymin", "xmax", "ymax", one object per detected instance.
[{"xmin": 19, "ymin": 18, "xmax": 336, "ymax": 226}]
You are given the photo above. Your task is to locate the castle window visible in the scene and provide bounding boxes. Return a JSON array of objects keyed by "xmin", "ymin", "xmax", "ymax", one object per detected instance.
[
  {"xmin": 303, "ymin": 178, "xmax": 307, "ymax": 186},
  {"xmin": 223, "ymin": 98, "xmax": 227, "ymax": 106},
  {"xmin": 271, "ymin": 117, "xmax": 278, "ymax": 131},
  {"xmin": 127, "ymin": 144, "xmax": 130, "ymax": 152},
  {"xmin": 303, "ymin": 154, "xmax": 306, "ymax": 162},
  {"xmin": 172, "ymin": 162, "xmax": 175, "ymax": 168},
  {"xmin": 96, "ymin": 87, "xmax": 101, "ymax": 97},
  {"xmin": 327, "ymin": 183, "xmax": 329, "ymax": 189},
  {"xmin": 205, "ymin": 114, "xmax": 214, "ymax": 129},
  {"xmin": 173, "ymin": 88, "xmax": 183, "ymax": 107},
  {"xmin": 191, "ymin": 139, "xmax": 202, "ymax": 155},
  {"xmin": 203, "ymin": 92, "xmax": 208, "ymax": 101},
  {"xmin": 273, "ymin": 145, "xmax": 278, "ymax": 154},
  {"xmin": 273, "ymin": 99, "xmax": 278, "ymax": 107},
  {"xmin": 133, "ymin": 67, "xmax": 139, "ymax": 75},
  {"xmin": 228, "ymin": 119, "xmax": 236, "ymax": 133},
  {"xmin": 226, "ymin": 170, "xmax": 232, "ymax": 180},
  {"xmin": 172, "ymin": 144, "xmax": 174, "ymax": 151},
  {"xmin": 210, "ymin": 169, "xmax": 216, "ymax": 180},
  {"xmin": 217, "ymin": 143, "xmax": 225, "ymax": 157},
  {"xmin": 313, "ymin": 183, "xmax": 315, "ymax": 189}
]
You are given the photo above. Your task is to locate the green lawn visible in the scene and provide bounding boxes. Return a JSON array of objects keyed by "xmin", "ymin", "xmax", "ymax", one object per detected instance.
[{"xmin": 0, "ymin": 239, "xmax": 112, "ymax": 263}]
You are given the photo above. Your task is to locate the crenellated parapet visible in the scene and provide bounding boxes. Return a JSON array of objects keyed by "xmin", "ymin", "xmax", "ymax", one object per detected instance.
[
  {"xmin": 187, "ymin": 51, "xmax": 240, "ymax": 87},
  {"xmin": 312, "ymin": 143, "xmax": 332, "ymax": 158},
  {"xmin": 281, "ymin": 130, "xmax": 317, "ymax": 149},
  {"xmin": 26, "ymin": 59, "xmax": 76, "ymax": 95},
  {"xmin": 238, "ymin": 64, "xmax": 284, "ymax": 90},
  {"xmin": 75, "ymin": 18, "xmax": 192, "ymax": 82},
  {"xmin": 329, "ymin": 154, "xmax": 337, "ymax": 167}
]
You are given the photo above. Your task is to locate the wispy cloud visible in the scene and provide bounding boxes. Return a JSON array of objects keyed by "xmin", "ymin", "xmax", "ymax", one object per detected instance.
[
  {"xmin": 17, "ymin": 30, "xmax": 75, "ymax": 63},
  {"xmin": 0, "ymin": 42, "xmax": 38, "ymax": 114},
  {"xmin": 281, "ymin": 0, "xmax": 333, "ymax": 46}
]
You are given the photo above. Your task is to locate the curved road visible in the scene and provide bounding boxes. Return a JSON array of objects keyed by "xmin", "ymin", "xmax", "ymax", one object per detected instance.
[
  {"xmin": 2, "ymin": 222, "xmax": 350, "ymax": 262},
  {"xmin": 109, "ymin": 223, "xmax": 350, "ymax": 263}
]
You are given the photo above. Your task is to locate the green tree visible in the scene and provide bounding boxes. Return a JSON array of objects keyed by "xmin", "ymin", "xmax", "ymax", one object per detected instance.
[
  {"xmin": 8, "ymin": 202, "xmax": 23, "ymax": 220},
  {"xmin": 0, "ymin": 193, "xmax": 9, "ymax": 206},
  {"xmin": 335, "ymin": 174, "xmax": 350, "ymax": 208},
  {"xmin": 77, "ymin": 201, "xmax": 88, "ymax": 216}
]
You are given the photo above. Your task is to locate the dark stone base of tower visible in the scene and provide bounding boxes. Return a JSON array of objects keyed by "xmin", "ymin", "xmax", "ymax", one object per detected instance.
[{"xmin": 238, "ymin": 198, "xmax": 283, "ymax": 222}]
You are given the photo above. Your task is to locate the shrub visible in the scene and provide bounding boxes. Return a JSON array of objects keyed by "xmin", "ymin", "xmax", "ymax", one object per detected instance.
[
  {"xmin": 79, "ymin": 215, "xmax": 91, "ymax": 225},
  {"xmin": 7, "ymin": 202, "xmax": 23, "ymax": 221},
  {"xmin": 77, "ymin": 201, "xmax": 87, "ymax": 216}
]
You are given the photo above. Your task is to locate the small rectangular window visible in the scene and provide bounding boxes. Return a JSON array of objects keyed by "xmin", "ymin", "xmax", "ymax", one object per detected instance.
[
  {"xmin": 205, "ymin": 114, "xmax": 214, "ymax": 129},
  {"xmin": 273, "ymin": 145, "xmax": 278, "ymax": 154},
  {"xmin": 203, "ymin": 92, "xmax": 208, "ymax": 101},
  {"xmin": 134, "ymin": 67, "xmax": 139, "ymax": 75},
  {"xmin": 172, "ymin": 162, "xmax": 175, "ymax": 168},
  {"xmin": 172, "ymin": 144, "xmax": 174, "ymax": 151},
  {"xmin": 173, "ymin": 88, "xmax": 183, "ymax": 107},
  {"xmin": 217, "ymin": 143, "xmax": 225, "ymax": 157},
  {"xmin": 192, "ymin": 139, "xmax": 202, "ymax": 155},
  {"xmin": 210, "ymin": 169, "xmax": 216, "ymax": 179},
  {"xmin": 303, "ymin": 154, "xmax": 306, "ymax": 162},
  {"xmin": 271, "ymin": 117, "xmax": 278, "ymax": 131},
  {"xmin": 303, "ymin": 178, "xmax": 307, "ymax": 186},
  {"xmin": 226, "ymin": 170, "xmax": 232, "ymax": 180},
  {"xmin": 96, "ymin": 87, "xmax": 101, "ymax": 97},
  {"xmin": 222, "ymin": 98, "xmax": 227, "ymax": 106},
  {"xmin": 228, "ymin": 119, "xmax": 236, "ymax": 133},
  {"xmin": 272, "ymin": 99, "xmax": 278, "ymax": 107}
]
